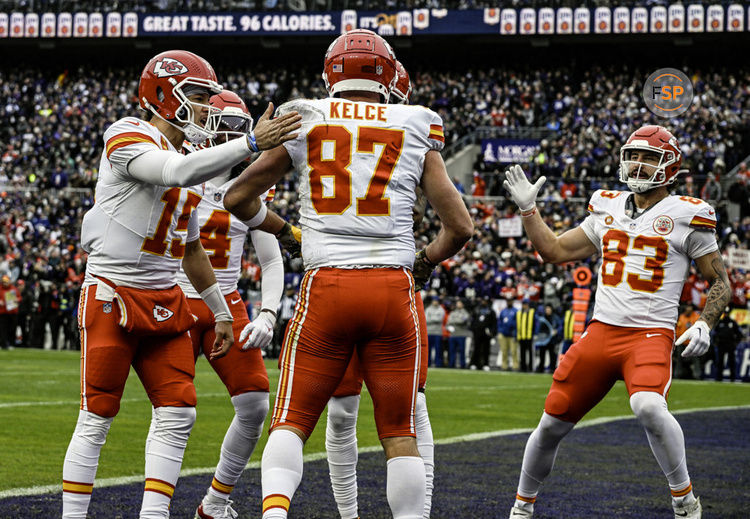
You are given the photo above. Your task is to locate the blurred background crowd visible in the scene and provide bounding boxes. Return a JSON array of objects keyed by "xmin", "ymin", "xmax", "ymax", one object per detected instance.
[{"xmin": 0, "ymin": 59, "xmax": 748, "ymax": 380}]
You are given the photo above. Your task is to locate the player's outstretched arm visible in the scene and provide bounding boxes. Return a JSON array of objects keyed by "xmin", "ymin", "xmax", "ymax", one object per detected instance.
[
  {"xmin": 224, "ymin": 146, "xmax": 293, "ymax": 223},
  {"xmin": 677, "ymin": 250, "xmax": 731, "ymax": 357},
  {"xmin": 420, "ymin": 150, "xmax": 474, "ymax": 263},
  {"xmin": 503, "ymin": 164, "xmax": 597, "ymax": 264}
]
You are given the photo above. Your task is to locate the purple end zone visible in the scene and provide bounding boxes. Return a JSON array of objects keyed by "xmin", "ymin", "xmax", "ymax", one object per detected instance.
[{"xmin": 2, "ymin": 409, "xmax": 748, "ymax": 518}]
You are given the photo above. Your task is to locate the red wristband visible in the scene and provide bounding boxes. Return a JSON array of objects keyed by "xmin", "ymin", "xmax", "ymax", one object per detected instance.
[{"xmin": 520, "ymin": 206, "xmax": 537, "ymax": 217}]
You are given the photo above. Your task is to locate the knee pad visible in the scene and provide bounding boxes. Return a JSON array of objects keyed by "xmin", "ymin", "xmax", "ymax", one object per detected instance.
[
  {"xmin": 544, "ymin": 389, "xmax": 570, "ymax": 418},
  {"xmin": 150, "ymin": 406, "xmax": 196, "ymax": 448},
  {"xmin": 231, "ymin": 391, "xmax": 269, "ymax": 433},
  {"xmin": 74, "ymin": 410, "xmax": 113, "ymax": 446},
  {"xmin": 630, "ymin": 391, "xmax": 668, "ymax": 429},
  {"xmin": 86, "ymin": 393, "xmax": 122, "ymax": 418},
  {"xmin": 327, "ymin": 395, "xmax": 361, "ymax": 432}
]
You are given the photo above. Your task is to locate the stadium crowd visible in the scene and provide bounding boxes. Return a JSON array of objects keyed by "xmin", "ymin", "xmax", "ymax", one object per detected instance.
[{"xmin": 0, "ymin": 62, "xmax": 748, "ymax": 379}]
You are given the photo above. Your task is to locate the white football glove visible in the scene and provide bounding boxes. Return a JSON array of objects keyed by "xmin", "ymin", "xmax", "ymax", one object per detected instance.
[
  {"xmin": 239, "ymin": 311, "xmax": 276, "ymax": 351},
  {"xmin": 502, "ymin": 164, "xmax": 546, "ymax": 212},
  {"xmin": 676, "ymin": 320, "xmax": 711, "ymax": 358}
]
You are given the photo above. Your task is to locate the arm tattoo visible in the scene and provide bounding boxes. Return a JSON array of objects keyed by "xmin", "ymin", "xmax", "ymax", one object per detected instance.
[{"xmin": 699, "ymin": 256, "xmax": 731, "ymax": 328}]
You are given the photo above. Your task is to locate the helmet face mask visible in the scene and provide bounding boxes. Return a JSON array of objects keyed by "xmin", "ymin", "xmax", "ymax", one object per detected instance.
[
  {"xmin": 171, "ymin": 78, "xmax": 222, "ymax": 144},
  {"xmin": 618, "ymin": 126, "xmax": 684, "ymax": 194},
  {"xmin": 390, "ymin": 60, "xmax": 411, "ymax": 104},
  {"xmin": 207, "ymin": 91, "xmax": 253, "ymax": 145}
]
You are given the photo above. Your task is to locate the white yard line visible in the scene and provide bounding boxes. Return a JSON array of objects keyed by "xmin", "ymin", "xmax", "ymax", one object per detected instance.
[{"xmin": 2, "ymin": 404, "xmax": 748, "ymax": 499}]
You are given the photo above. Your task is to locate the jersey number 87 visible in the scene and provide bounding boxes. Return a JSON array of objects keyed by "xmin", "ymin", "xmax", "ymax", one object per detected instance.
[{"xmin": 307, "ymin": 125, "xmax": 404, "ymax": 216}]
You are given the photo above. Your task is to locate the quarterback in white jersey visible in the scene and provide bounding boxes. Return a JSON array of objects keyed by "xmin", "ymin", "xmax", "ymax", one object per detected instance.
[
  {"xmin": 175, "ymin": 90, "xmax": 285, "ymax": 519},
  {"xmin": 503, "ymin": 125, "xmax": 730, "ymax": 519},
  {"xmin": 63, "ymin": 51, "xmax": 300, "ymax": 519},
  {"xmin": 224, "ymin": 30, "xmax": 473, "ymax": 519}
]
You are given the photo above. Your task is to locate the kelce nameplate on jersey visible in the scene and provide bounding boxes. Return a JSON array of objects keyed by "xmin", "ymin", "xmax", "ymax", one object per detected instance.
[{"xmin": 329, "ymin": 101, "xmax": 387, "ymax": 122}]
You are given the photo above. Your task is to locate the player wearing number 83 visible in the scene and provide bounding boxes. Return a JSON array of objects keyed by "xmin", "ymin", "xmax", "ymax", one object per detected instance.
[
  {"xmin": 223, "ymin": 29, "xmax": 473, "ymax": 519},
  {"xmin": 503, "ymin": 125, "xmax": 731, "ymax": 519}
]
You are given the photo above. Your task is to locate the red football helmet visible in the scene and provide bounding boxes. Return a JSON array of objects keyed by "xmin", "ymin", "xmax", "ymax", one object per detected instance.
[
  {"xmin": 390, "ymin": 60, "xmax": 411, "ymax": 104},
  {"xmin": 139, "ymin": 50, "xmax": 223, "ymax": 144},
  {"xmin": 619, "ymin": 125, "xmax": 686, "ymax": 193},
  {"xmin": 208, "ymin": 90, "xmax": 253, "ymax": 144},
  {"xmin": 322, "ymin": 29, "xmax": 397, "ymax": 101}
]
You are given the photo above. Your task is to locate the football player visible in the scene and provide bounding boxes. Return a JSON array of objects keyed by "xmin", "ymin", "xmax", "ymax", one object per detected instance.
[
  {"xmin": 323, "ymin": 60, "xmax": 437, "ymax": 519},
  {"xmin": 175, "ymin": 91, "xmax": 283, "ymax": 519},
  {"xmin": 503, "ymin": 125, "xmax": 730, "ymax": 519},
  {"xmin": 223, "ymin": 30, "xmax": 473, "ymax": 519},
  {"xmin": 62, "ymin": 50, "xmax": 300, "ymax": 519}
]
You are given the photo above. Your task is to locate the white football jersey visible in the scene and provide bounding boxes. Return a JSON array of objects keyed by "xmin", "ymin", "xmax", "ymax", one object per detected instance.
[
  {"xmin": 81, "ymin": 117, "xmax": 202, "ymax": 289},
  {"xmin": 580, "ymin": 190, "xmax": 718, "ymax": 329},
  {"xmin": 279, "ymin": 98, "xmax": 444, "ymax": 269},
  {"xmin": 176, "ymin": 179, "xmax": 274, "ymax": 297}
]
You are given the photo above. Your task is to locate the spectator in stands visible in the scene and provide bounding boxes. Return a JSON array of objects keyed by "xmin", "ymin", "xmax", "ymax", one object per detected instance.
[
  {"xmin": 516, "ymin": 299, "xmax": 536, "ymax": 372},
  {"xmin": 675, "ymin": 303, "xmax": 703, "ymax": 379},
  {"xmin": 713, "ymin": 308, "xmax": 743, "ymax": 382},
  {"xmin": 0, "ymin": 275, "xmax": 20, "ymax": 348},
  {"xmin": 496, "ymin": 303, "xmax": 518, "ymax": 371},
  {"xmin": 446, "ymin": 299, "xmax": 471, "ymax": 369},
  {"xmin": 534, "ymin": 304, "xmax": 561, "ymax": 373},
  {"xmin": 426, "ymin": 295, "xmax": 446, "ymax": 367},
  {"xmin": 470, "ymin": 297, "xmax": 496, "ymax": 371}
]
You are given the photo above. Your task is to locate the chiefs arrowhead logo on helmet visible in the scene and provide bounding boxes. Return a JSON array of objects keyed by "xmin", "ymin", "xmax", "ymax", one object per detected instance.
[{"xmin": 153, "ymin": 57, "xmax": 189, "ymax": 78}]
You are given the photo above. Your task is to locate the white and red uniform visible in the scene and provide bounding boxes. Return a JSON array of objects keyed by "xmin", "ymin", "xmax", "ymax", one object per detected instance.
[
  {"xmin": 175, "ymin": 179, "xmax": 277, "ymax": 396},
  {"xmin": 79, "ymin": 118, "xmax": 201, "ymax": 417},
  {"xmin": 272, "ymin": 98, "xmax": 444, "ymax": 439},
  {"xmin": 547, "ymin": 190, "xmax": 718, "ymax": 422}
]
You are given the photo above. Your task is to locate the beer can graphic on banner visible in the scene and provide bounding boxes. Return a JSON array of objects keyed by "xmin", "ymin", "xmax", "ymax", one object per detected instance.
[
  {"xmin": 687, "ymin": 4, "xmax": 705, "ymax": 33},
  {"xmin": 668, "ymin": 4, "xmax": 685, "ymax": 33},
  {"xmin": 396, "ymin": 11, "xmax": 412, "ymax": 36},
  {"xmin": 613, "ymin": 6, "xmax": 630, "ymax": 33},
  {"xmin": 538, "ymin": 8, "xmax": 554, "ymax": 35},
  {"xmin": 341, "ymin": 10, "xmax": 357, "ymax": 34},
  {"xmin": 73, "ymin": 12, "xmax": 88, "ymax": 37},
  {"xmin": 557, "ymin": 7, "xmax": 573, "ymax": 34},
  {"xmin": 594, "ymin": 7, "xmax": 611, "ymax": 34},
  {"xmin": 123, "ymin": 12, "xmax": 138, "ymax": 37},
  {"xmin": 25, "ymin": 13, "xmax": 39, "ymax": 37},
  {"xmin": 574, "ymin": 7, "xmax": 590, "ymax": 34},
  {"xmin": 501, "ymin": 8, "xmax": 517, "ymax": 35},
  {"xmin": 519, "ymin": 8, "xmax": 536, "ymax": 35}
]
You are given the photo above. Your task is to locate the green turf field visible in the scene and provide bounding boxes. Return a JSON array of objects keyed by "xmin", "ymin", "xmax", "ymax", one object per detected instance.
[{"xmin": 1, "ymin": 348, "xmax": 749, "ymax": 492}]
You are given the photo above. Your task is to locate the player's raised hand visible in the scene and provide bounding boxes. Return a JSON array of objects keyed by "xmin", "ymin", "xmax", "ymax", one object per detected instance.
[
  {"xmin": 210, "ymin": 320, "xmax": 235, "ymax": 360},
  {"xmin": 251, "ymin": 103, "xmax": 302, "ymax": 151},
  {"xmin": 503, "ymin": 164, "xmax": 546, "ymax": 212},
  {"xmin": 676, "ymin": 320, "xmax": 711, "ymax": 357},
  {"xmin": 239, "ymin": 311, "xmax": 275, "ymax": 351}
]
